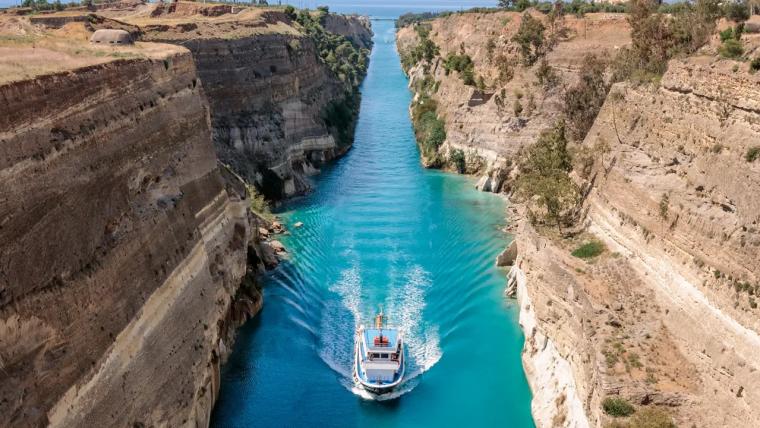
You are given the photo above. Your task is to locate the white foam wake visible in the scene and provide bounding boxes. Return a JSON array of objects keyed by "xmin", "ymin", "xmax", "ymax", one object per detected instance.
[
  {"xmin": 385, "ymin": 265, "xmax": 442, "ymax": 381},
  {"xmin": 318, "ymin": 266, "xmax": 362, "ymax": 379},
  {"xmin": 318, "ymin": 264, "xmax": 443, "ymax": 400}
]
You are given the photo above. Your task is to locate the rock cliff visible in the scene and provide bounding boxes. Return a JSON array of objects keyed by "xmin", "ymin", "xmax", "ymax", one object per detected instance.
[
  {"xmin": 399, "ymin": 9, "xmax": 760, "ymax": 428},
  {"xmin": 0, "ymin": 4, "xmax": 370, "ymax": 427},
  {"xmin": 0, "ymin": 48, "xmax": 255, "ymax": 427},
  {"xmin": 134, "ymin": 4, "xmax": 373, "ymax": 199},
  {"xmin": 398, "ymin": 11, "xmax": 630, "ymax": 190}
]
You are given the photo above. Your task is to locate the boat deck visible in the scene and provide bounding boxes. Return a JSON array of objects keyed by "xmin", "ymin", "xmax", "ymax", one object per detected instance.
[{"xmin": 363, "ymin": 328, "xmax": 398, "ymax": 350}]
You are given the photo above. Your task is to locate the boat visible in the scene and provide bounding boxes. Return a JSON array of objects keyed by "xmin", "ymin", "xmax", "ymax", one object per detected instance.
[{"xmin": 353, "ymin": 310, "xmax": 405, "ymax": 394}]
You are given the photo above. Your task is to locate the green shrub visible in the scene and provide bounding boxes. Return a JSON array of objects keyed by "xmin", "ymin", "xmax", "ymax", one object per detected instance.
[
  {"xmin": 401, "ymin": 25, "xmax": 440, "ymax": 72},
  {"xmin": 602, "ymin": 397, "xmax": 635, "ymax": 417},
  {"xmin": 614, "ymin": 0, "xmax": 720, "ymax": 84},
  {"xmin": 724, "ymin": 1, "xmax": 750, "ymax": 22},
  {"xmin": 284, "ymin": 5, "xmax": 296, "ymax": 19},
  {"xmin": 571, "ymin": 240, "xmax": 605, "ymax": 259},
  {"xmin": 443, "ymin": 53, "xmax": 477, "ymax": 86},
  {"xmin": 563, "ymin": 54, "xmax": 609, "ymax": 142},
  {"xmin": 719, "ymin": 27, "xmax": 735, "ymax": 42},
  {"xmin": 746, "ymin": 146, "xmax": 760, "ymax": 162},
  {"xmin": 750, "ymin": 57, "xmax": 760, "ymax": 73},
  {"xmin": 659, "ymin": 194, "xmax": 669, "ymax": 219},
  {"xmin": 512, "ymin": 13, "xmax": 546, "ymax": 65},
  {"xmin": 411, "ymin": 96, "xmax": 447, "ymax": 158},
  {"xmin": 536, "ymin": 58, "xmax": 560, "ymax": 90},
  {"xmin": 516, "ymin": 122, "xmax": 579, "ymax": 233},
  {"xmin": 450, "ymin": 149, "xmax": 466, "ymax": 173},
  {"xmin": 719, "ymin": 39, "xmax": 744, "ymax": 59},
  {"xmin": 322, "ymin": 91, "xmax": 361, "ymax": 147},
  {"xmin": 295, "ymin": 11, "xmax": 370, "ymax": 87},
  {"xmin": 246, "ymin": 184, "xmax": 273, "ymax": 221}
]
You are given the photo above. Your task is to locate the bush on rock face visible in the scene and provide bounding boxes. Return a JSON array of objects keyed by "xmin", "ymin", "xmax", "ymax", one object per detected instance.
[
  {"xmin": 517, "ymin": 122, "xmax": 580, "ymax": 233},
  {"xmin": 295, "ymin": 10, "xmax": 370, "ymax": 87},
  {"xmin": 563, "ymin": 54, "xmax": 609, "ymax": 142},
  {"xmin": 450, "ymin": 149, "xmax": 465, "ymax": 173},
  {"xmin": 613, "ymin": 0, "xmax": 720, "ymax": 84},
  {"xmin": 720, "ymin": 39, "xmax": 744, "ymax": 59},
  {"xmin": 602, "ymin": 396, "xmax": 635, "ymax": 417},
  {"xmin": 512, "ymin": 13, "xmax": 546, "ymax": 65}
]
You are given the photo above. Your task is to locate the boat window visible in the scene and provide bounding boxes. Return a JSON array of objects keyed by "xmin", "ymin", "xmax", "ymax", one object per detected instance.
[{"xmin": 381, "ymin": 353, "xmax": 387, "ymax": 359}]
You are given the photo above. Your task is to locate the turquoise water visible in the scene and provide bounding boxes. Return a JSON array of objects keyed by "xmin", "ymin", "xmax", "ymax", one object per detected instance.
[{"xmin": 211, "ymin": 20, "xmax": 534, "ymax": 428}]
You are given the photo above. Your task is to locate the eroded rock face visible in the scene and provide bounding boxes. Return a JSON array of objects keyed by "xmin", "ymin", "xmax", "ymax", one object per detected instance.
[
  {"xmin": 0, "ymin": 52, "xmax": 252, "ymax": 427},
  {"xmin": 581, "ymin": 56, "xmax": 760, "ymax": 426},
  {"xmin": 322, "ymin": 13, "xmax": 373, "ymax": 50},
  {"xmin": 142, "ymin": 14, "xmax": 372, "ymax": 200},
  {"xmin": 397, "ymin": 12, "xmax": 630, "ymax": 188},
  {"xmin": 400, "ymin": 11, "xmax": 760, "ymax": 428}
]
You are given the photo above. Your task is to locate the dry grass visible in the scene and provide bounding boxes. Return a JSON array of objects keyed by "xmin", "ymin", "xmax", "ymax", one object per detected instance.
[
  {"xmin": 120, "ymin": 2, "xmax": 299, "ymax": 40},
  {"xmin": 0, "ymin": 17, "xmax": 184, "ymax": 85}
]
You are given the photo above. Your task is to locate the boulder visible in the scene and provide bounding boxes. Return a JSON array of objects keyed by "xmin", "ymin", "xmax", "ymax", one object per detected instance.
[
  {"xmin": 496, "ymin": 240, "xmax": 517, "ymax": 267},
  {"xmin": 294, "ymin": 221, "xmax": 304, "ymax": 228},
  {"xmin": 269, "ymin": 240, "xmax": 286, "ymax": 253},
  {"xmin": 90, "ymin": 29, "xmax": 133, "ymax": 45}
]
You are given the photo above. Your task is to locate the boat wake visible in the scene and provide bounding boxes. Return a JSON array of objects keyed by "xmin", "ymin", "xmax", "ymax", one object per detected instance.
[{"xmin": 318, "ymin": 264, "xmax": 442, "ymax": 400}]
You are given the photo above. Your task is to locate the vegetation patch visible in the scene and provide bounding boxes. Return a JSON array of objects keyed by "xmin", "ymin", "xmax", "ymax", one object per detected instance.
[
  {"xmin": 608, "ymin": 407, "xmax": 676, "ymax": 428},
  {"xmin": 612, "ymin": 0, "xmax": 721, "ymax": 84},
  {"xmin": 450, "ymin": 149, "xmax": 466, "ymax": 173},
  {"xmin": 443, "ymin": 52, "xmax": 476, "ymax": 86},
  {"xmin": 400, "ymin": 25, "xmax": 440, "ymax": 72},
  {"xmin": 411, "ymin": 95, "xmax": 446, "ymax": 163},
  {"xmin": 571, "ymin": 240, "xmax": 605, "ymax": 259},
  {"xmin": 246, "ymin": 183, "xmax": 273, "ymax": 221},
  {"xmin": 563, "ymin": 54, "xmax": 609, "ymax": 142},
  {"xmin": 512, "ymin": 13, "xmax": 546, "ymax": 65},
  {"xmin": 322, "ymin": 91, "xmax": 361, "ymax": 148},
  {"xmin": 746, "ymin": 146, "xmax": 760, "ymax": 162},
  {"xmin": 719, "ymin": 39, "xmax": 744, "ymax": 59},
  {"xmin": 295, "ymin": 9, "xmax": 370, "ymax": 88},
  {"xmin": 516, "ymin": 121, "xmax": 580, "ymax": 233},
  {"xmin": 602, "ymin": 397, "xmax": 635, "ymax": 417}
]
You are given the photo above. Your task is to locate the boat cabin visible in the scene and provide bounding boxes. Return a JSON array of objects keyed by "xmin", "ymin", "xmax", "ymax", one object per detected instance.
[{"xmin": 358, "ymin": 328, "xmax": 402, "ymax": 383}]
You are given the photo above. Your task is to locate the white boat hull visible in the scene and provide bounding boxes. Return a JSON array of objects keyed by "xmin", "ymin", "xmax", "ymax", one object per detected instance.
[{"xmin": 353, "ymin": 326, "xmax": 405, "ymax": 394}]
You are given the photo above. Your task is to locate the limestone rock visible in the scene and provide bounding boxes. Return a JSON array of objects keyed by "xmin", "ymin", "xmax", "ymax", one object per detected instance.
[{"xmin": 496, "ymin": 240, "xmax": 518, "ymax": 267}]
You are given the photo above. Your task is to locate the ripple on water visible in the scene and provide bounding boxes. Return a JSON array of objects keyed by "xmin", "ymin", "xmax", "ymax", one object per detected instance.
[{"xmin": 211, "ymin": 19, "xmax": 534, "ymax": 428}]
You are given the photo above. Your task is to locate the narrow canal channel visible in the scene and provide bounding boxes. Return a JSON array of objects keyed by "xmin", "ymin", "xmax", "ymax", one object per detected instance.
[{"xmin": 211, "ymin": 18, "xmax": 534, "ymax": 428}]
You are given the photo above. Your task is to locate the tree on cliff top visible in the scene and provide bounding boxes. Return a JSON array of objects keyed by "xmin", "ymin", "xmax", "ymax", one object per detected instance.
[
  {"xmin": 517, "ymin": 122, "xmax": 579, "ymax": 234},
  {"xmin": 613, "ymin": 0, "xmax": 720, "ymax": 83},
  {"xmin": 512, "ymin": 13, "xmax": 546, "ymax": 66}
]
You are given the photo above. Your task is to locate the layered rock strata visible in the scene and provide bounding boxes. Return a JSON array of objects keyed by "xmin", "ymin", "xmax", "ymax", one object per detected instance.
[
  {"xmin": 0, "ymin": 48, "xmax": 257, "ymax": 428},
  {"xmin": 399, "ymin": 10, "xmax": 760, "ymax": 428},
  {"xmin": 138, "ymin": 8, "xmax": 373, "ymax": 199},
  {"xmin": 398, "ymin": 12, "xmax": 630, "ymax": 190}
]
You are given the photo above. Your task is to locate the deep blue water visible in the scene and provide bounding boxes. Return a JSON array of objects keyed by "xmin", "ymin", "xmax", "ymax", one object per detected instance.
[{"xmin": 211, "ymin": 17, "xmax": 534, "ymax": 428}]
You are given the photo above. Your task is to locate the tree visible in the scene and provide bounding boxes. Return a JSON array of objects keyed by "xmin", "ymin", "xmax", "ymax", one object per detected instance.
[
  {"xmin": 512, "ymin": 13, "xmax": 546, "ymax": 65},
  {"xmin": 613, "ymin": 0, "xmax": 720, "ymax": 83},
  {"xmin": 564, "ymin": 54, "xmax": 609, "ymax": 142},
  {"xmin": 517, "ymin": 122, "xmax": 579, "ymax": 233}
]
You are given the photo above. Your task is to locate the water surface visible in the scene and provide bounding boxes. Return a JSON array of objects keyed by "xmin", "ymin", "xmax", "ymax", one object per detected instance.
[{"xmin": 211, "ymin": 19, "xmax": 533, "ymax": 428}]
